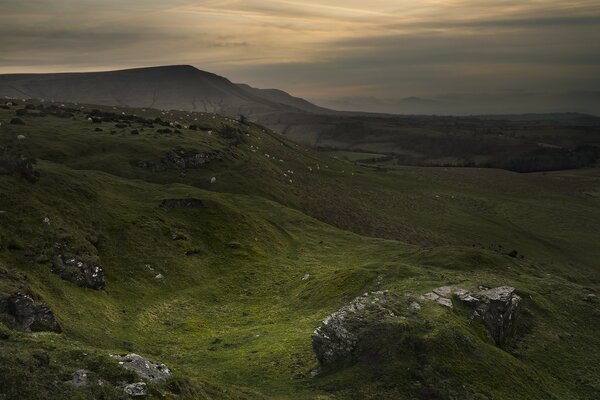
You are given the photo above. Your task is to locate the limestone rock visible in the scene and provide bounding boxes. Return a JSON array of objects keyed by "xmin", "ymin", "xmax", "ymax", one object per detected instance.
[
  {"xmin": 124, "ymin": 382, "xmax": 147, "ymax": 396},
  {"xmin": 52, "ymin": 254, "xmax": 106, "ymax": 290},
  {"xmin": 0, "ymin": 293, "xmax": 61, "ymax": 332},
  {"xmin": 112, "ymin": 353, "xmax": 171, "ymax": 383},
  {"xmin": 457, "ymin": 286, "xmax": 522, "ymax": 345},
  {"xmin": 420, "ymin": 285, "xmax": 466, "ymax": 308},
  {"xmin": 66, "ymin": 369, "xmax": 90, "ymax": 388},
  {"xmin": 312, "ymin": 291, "xmax": 402, "ymax": 366}
]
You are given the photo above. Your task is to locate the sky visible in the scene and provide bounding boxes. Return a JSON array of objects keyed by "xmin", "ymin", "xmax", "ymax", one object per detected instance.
[{"xmin": 1, "ymin": 0, "xmax": 599, "ymax": 110}]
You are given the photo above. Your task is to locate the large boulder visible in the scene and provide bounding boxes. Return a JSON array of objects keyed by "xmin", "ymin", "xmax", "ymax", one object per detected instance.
[
  {"xmin": 0, "ymin": 293, "xmax": 61, "ymax": 332},
  {"xmin": 111, "ymin": 353, "xmax": 171, "ymax": 383},
  {"xmin": 52, "ymin": 254, "xmax": 106, "ymax": 290},
  {"xmin": 311, "ymin": 291, "xmax": 409, "ymax": 366},
  {"xmin": 457, "ymin": 286, "xmax": 521, "ymax": 345}
]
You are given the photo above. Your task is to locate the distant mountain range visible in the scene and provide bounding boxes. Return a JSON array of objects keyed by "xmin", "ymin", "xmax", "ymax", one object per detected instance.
[
  {"xmin": 1, "ymin": 65, "xmax": 598, "ymax": 155},
  {"xmin": 322, "ymin": 91, "xmax": 600, "ymax": 116}
]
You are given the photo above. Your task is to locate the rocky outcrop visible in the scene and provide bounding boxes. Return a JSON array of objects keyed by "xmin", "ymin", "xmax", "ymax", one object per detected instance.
[
  {"xmin": 0, "ymin": 293, "xmax": 61, "ymax": 332},
  {"xmin": 160, "ymin": 198, "xmax": 203, "ymax": 208},
  {"xmin": 111, "ymin": 353, "xmax": 171, "ymax": 383},
  {"xmin": 52, "ymin": 254, "xmax": 106, "ymax": 290},
  {"xmin": 138, "ymin": 148, "xmax": 221, "ymax": 172},
  {"xmin": 312, "ymin": 291, "xmax": 406, "ymax": 366},
  {"xmin": 456, "ymin": 286, "xmax": 521, "ymax": 345},
  {"xmin": 421, "ymin": 285, "xmax": 522, "ymax": 345}
]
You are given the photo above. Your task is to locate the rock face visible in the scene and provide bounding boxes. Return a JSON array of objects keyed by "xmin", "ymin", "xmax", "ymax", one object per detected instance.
[
  {"xmin": 124, "ymin": 382, "xmax": 147, "ymax": 396},
  {"xmin": 112, "ymin": 353, "xmax": 171, "ymax": 383},
  {"xmin": 0, "ymin": 293, "xmax": 61, "ymax": 332},
  {"xmin": 312, "ymin": 291, "xmax": 403, "ymax": 366},
  {"xmin": 160, "ymin": 198, "xmax": 203, "ymax": 208},
  {"xmin": 52, "ymin": 254, "xmax": 106, "ymax": 290},
  {"xmin": 457, "ymin": 286, "xmax": 521, "ymax": 345},
  {"xmin": 420, "ymin": 285, "xmax": 521, "ymax": 345}
]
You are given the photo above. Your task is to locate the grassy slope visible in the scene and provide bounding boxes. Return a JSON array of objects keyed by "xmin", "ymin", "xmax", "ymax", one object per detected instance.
[{"xmin": 0, "ymin": 101, "xmax": 599, "ymax": 399}]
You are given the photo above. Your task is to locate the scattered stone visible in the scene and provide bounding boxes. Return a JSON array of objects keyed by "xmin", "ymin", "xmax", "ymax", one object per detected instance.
[
  {"xmin": 17, "ymin": 135, "xmax": 26, "ymax": 140},
  {"xmin": 43, "ymin": 217, "xmax": 50, "ymax": 225},
  {"xmin": 154, "ymin": 274, "xmax": 164, "ymax": 280},
  {"xmin": 139, "ymin": 149, "xmax": 221, "ymax": 172},
  {"xmin": 302, "ymin": 274, "xmax": 310, "ymax": 281},
  {"xmin": 111, "ymin": 353, "xmax": 171, "ymax": 383},
  {"xmin": 124, "ymin": 382, "xmax": 147, "ymax": 396},
  {"xmin": 420, "ymin": 285, "xmax": 470, "ymax": 308},
  {"xmin": 160, "ymin": 198, "xmax": 203, "ymax": 208},
  {"xmin": 210, "ymin": 176, "xmax": 216, "ymax": 184},
  {"xmin": 66, "ymin": 369, "xmax": 90, "ymax": 388},
  {"xmin": 51, "ymin": 254, "xmax": 106, "ymax": 290},
  {"xmin": 0, "ymin": 293, "xmax": 61, "ymax": 332}
]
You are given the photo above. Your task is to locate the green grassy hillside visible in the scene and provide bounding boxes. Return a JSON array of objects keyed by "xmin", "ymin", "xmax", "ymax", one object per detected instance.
[{"xmin": 0, "ymin": 100, "xmax": 599, "ymax": 399}]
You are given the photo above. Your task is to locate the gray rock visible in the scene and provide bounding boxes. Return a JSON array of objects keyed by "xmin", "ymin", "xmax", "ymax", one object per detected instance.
[
  {"xmin": 52, "ymin": 254, "xmax": 106, "ymax": 290},
  {"xmin": 420, "ymin": 286, "xmax": 467, "ymax": 308},
  {"xmin": 457, "ymin": 286, "xmax": 521, "ymax": 345},
  {"xmin": 124, "ymin": 382, "xmax": 147, "ymax": 396},
  {"xmin": 312, "ymin": 291, "xmax": 401, "ymax": 366},
  {"xmin": 409, "ymin": 301, "xmax": 422, "ymax": 313},
  {"xmin": 111, "ymin": 353, "xmax": 171, "ymax": 383},
  {"xmin": 66, "ymin": 369, "xmax": 90, "ymax": 388},
  {"xmin": 0, "ymin": 293, "xmax": 61, "ymax": 332}
]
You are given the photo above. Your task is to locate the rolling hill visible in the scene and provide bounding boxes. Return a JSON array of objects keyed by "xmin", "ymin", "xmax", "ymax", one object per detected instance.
[{"xmin": 0, "ymin": 97, "xmax": 599, "ymax": 399}]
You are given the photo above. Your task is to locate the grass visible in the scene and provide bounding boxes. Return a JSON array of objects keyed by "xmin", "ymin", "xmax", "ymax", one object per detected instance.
[{"xmin": 0, "ymin": 100, "xmax": 599, "ymax": 399}]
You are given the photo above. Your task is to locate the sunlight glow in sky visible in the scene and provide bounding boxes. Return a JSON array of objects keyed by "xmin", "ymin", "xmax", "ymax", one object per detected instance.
[{"xmin": 1, "ymin": 0, "xmax": 599, "ymax": 103}]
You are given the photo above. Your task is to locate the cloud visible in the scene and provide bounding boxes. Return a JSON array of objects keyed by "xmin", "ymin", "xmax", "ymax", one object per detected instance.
[{"xmin": 0, "ymin": 0, "xmax": 599, "ymax": 108}]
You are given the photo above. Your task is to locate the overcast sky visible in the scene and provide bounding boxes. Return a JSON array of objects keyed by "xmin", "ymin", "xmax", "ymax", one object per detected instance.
[{"xmin": 1, "ymin": 0, "xmax": 599, "ymax": 107}]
